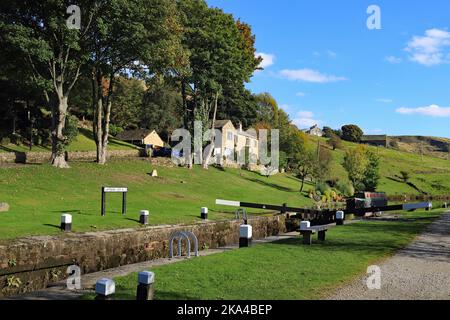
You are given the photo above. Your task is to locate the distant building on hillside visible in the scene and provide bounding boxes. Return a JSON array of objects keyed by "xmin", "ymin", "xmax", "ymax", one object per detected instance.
[
  {"xmin": 116, "ymin": 129, "xmax": 164, "ymax": 148},
  {"xmin": 303, "ymin": 124, "xmax": 324, "ymax": 137},
  {"xmin": 360, "ymin": 135, "xmax": 388, "ymax": 147}
]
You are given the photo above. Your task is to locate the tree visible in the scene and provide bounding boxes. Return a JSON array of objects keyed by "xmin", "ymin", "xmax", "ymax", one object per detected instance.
[
  {"xmin": 343, "ymin": 145, "xmax": 380, "ymax": 192},
  {"xmin": 110, "ymin": 77, "xmax": 146, "ymax": 130},
  {"xmin": 1, "ymin": 0, "xmax": 97, "ymax": 167},
  {"xmin": 254, "ymin": 92, "xmax": 279, "ymax": 125},
  {"xmin": 141, "ymin": 80, "xmax": 183, "ymax": 142},
  {"xmin": 364, "ymin": 149, "xmax": 380, "ymax": 192},
  {"xmin": 312, "ymin": 145, "xmax": 333, "ymax": 183},
  {"xmin": 327, "ymin": 133, "xmax": 342, "ymax": 150},
  {"xmin": 292, "ymin": 149, "xmax": 316, "ymax": 192},
  {"xmin": 343, "ymin": 146, "xmax": 369, "ymax": 192},
  {"xmin": 178, "ymin": 1, "xmax": 260, "ymax": 169},
  {"xmin": 341, "ymin": 124, "xmax": 363, "ymax": 143},
  {"xmin": 88, "ymin": 0, "xmax": 183, "ymax": 164},
  {"xmin": 400, "ymin": 171, "xmax": 410, "ymax": 183}
]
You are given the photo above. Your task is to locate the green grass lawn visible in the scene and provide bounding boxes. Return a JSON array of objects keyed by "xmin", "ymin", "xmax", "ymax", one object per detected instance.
[
  {"xmin": 82, "ymin": 210, "xmax": 441, "ymax": 300},
  {"xmin": 0, "ymin": 159, "xmax": 313, "ymax": 241},
  {"xmin": 0, "ymin": 128, "xmax": 138, "ymax": 153}
]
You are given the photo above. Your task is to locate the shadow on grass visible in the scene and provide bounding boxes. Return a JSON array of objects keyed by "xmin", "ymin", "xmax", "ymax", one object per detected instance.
[
  {"xmin": 43, "ymin": 223, "xmax": 61, "ymax": 230},
  {"xmin": 125, "ymin": 218, "xmax": 140, "ymax": 224},
  {"xmin": 242, "ymin": 176, "xmax": 296, "ymax": 193},
  {"xmin": 78, "ymin": 128, "xmax": 138, "ymax": 150}
]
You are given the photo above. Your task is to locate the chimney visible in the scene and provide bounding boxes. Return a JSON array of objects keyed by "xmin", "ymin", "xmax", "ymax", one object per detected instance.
[{"xmin": 239, "ymin": 121, "xmax": 243, "ymax": 132}]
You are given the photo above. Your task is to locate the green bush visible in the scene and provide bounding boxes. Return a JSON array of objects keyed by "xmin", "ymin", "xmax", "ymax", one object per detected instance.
[
  {"xmin": 336, "ymin": 180, "xmax": 355, "ymax": 197},
  {"xmin": 315, "ymin": 181, "xmax": 331, "ymax": 194},
  {"xmin": 109, "ymin": 124, "xmax": 124, "ymax": 137}
]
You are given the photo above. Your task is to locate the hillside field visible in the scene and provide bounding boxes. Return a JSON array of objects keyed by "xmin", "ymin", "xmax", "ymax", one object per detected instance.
[{"xmin": 1, "ymin": 135, "xmax": 450, "ymax": 241}]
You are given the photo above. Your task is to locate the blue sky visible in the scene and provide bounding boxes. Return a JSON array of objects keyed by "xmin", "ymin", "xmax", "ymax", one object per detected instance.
[{"xmin": 207, "ymin": 0, "xmax": 450, "ymax": 137}]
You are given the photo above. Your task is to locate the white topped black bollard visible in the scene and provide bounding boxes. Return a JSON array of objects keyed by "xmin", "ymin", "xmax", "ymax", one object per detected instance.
[
  {"xmin": 60, "ymin": 214, "xmax": 72, "ymax": 232},
  {"xmin": 239, "ymin": 224, "xmax": 252, "ymax": 248},
  {"xmin": 201, "ymin": 207, "xmax": 208, "ymax": 220},
  {"xmin": 336, "ymin": 211, "xmax": 345, "ymax": 226},
  {"xmin": 140, "ymin": 210, "xmax": 149, "ymax": 225},
  {"xmin": 95, "ymin": 278, "xmax": 115, "ymax": 300},
  {"xmin": 300, "ymin": 221, "xmax": 310, "ymax": 231},
  {"xmin": 136, "ymin": 271, "xmax": 155, "ymax": 300}
]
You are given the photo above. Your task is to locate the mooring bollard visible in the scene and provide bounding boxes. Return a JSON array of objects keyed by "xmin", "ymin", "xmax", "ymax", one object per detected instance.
[
  {"xmin": 426, "ymin": 202, "xmax": 433, "ymax": 211},
  {"xmin": 443, "ymin": 202, "xmax": 448, "ymax": 209},
  {"xmin": 239, "ymin": 224, "xmax": 252, "ymax": 248},
  {"xmin": 95, "ymin": 278, "xmax": 115, "ymax": 300},
  {"xmin": 140, "ymin": 210, "xmax": 149, "ymax": 225},
  {"xmin": 201, "ymin": 207, "xmax": 208, "ymax": 220},
  {"xmin": 336, "ymin": 211, "xmax": 345, "ymax": 226},
  {"xmin": 300, "ymin": 221, "xmax": 310, "ymax": 231},
  {"xmin": 136, "ymin": 271, "xmax": 155, "ymax": 301},
  {"xmin": 60, "ymin": 214, "xmax": 72, "ymax": 232}
]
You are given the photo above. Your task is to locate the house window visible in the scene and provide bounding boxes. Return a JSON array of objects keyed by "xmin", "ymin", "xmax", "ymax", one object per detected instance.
[{"xmin": 227, "ymin": 132, "xmax": 233, "ymax": 141}]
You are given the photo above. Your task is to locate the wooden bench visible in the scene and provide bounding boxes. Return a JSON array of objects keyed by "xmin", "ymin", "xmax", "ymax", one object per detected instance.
[{"xmin": 298, "ymin": 225, "xmax": 329, "ymax": 245}]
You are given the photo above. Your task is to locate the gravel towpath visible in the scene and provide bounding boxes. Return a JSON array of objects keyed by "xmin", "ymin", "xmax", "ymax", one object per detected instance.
[{"xmin": 327, "ymin": 212, "xmax": 450, "ymax": 300}]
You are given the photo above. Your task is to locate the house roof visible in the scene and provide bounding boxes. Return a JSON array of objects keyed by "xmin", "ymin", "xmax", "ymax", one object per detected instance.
[
  {"xmin": 116, "ymin": 129, "xmax": 153, "ymax": 141},
  {"xmin": 238, "ymin": 130, "xmax": 257, "ymax": 139},
  {"xmin": 214, "ymin": 120, "xmax": 233, "ymax": 129}
]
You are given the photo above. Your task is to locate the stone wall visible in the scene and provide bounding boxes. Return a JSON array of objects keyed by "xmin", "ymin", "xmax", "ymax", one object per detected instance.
[
  {"xmin": 0, "ymin": 150, "xmax": 142, "ymax": 164},
  {"xmin": 0, "ymin": 215, "xmax": 286, "ymax": 297}
]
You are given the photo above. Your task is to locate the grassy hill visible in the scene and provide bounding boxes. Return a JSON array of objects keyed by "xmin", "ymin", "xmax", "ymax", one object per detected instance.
[
  {"xmin": 389, "ymin": 136, "xmax": 450, "ymax": 160},
  {"xmin": 309, "ymin": 136, "xmax": 450, "ymax": 196},
  {"xmin": 1, "ymin": 134, "xmax": 450, "ymax": 241},
  {"xmin": 0, "ymin": 128, "xmax": 138, "ymax": 153}
]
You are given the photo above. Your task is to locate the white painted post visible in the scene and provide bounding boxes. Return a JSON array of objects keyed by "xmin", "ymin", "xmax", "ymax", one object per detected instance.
[
  {"xmin": 136, "ymin": 271, "xmax": 155, "ymax": 300},
  {"xmin": 61, "ymin": 214, "xmax": 72, "ymax": 232},
  {"xmin": 336, "ymin": 211, "xmax": 345, "ymax": 226},
  {"xmin": 140, "ymin": 210, "xmax": 149, "ymax": 225},
  {"xmin": 300, "ymin": 221, "xmax": 311, "ymax": 231},
  {"xmin": 239, "ymin": 224, "xmax": 252, "ymax": 248},
  {"xmin": 95, "ymin": 278, "xmax": 115, "ymax": 300},
  {"xmin": 201, "ymin": 207, "xmax": 208, "ymax": 220}
]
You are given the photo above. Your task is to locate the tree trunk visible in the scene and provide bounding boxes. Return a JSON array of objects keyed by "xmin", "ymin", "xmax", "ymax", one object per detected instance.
[
  {"xmin": 51, "ymin": 95, "xmax": 70, "ymax": 168},
  {"xmin": 300, "ymin": 177, "xmax": 305, "ymax": 192},
  {"xmin": 93, "ymin": 72, "xmax": 104, "ymax": 164},
  {"xmin": 202, "ymin": 92, "xmax": 219, "ymax": 169}
]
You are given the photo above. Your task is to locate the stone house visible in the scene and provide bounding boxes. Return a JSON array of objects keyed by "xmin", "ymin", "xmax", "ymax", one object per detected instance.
[
  {"xmin": 213, "ymin": 120, "xmax": 259, "ymax": 164},
  {"xmin": 304, "ymin": 124, "xmax": 324, "ymax": 137}
]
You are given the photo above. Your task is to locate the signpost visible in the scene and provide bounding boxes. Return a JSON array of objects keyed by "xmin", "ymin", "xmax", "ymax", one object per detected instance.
[{"xmin": 101, "ymin": 187, "xmax": 128, "ymax": 216}]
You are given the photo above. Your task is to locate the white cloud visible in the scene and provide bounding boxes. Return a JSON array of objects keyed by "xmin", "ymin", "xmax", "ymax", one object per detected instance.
[
  {"xmin": 280, "ymin": 69, "xmax": 347, "ymax": 83},
  {"xmin": 296, "ymin": 92, "xmax": 306, "ymax": 97},
  {"xmin": 376, "ymin": 98, "xmax": 393, "ymax": 103},
  {"xmin": 326, "ymin": 50, "xmax": 337, "ymax": 59},
  {"xmin": 292, "ymin": 110, "xmax": 322, "ymax": 129},
  {"xmin": 405, "ymin": 28, "xmax": 450, "ymax": 66},
  {"xmin": 385, "ymin": 56, "xmax": 402, "ymax": 64},
  {"xmin": 396, "ymin": 104, "xmax": 450, "ymax": 117},
  {"xmin": 256, "ymin": 52, "xmax": 275, "ymax": 69}
]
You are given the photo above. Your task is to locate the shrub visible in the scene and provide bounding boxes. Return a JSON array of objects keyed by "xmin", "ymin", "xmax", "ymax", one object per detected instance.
[
  {"xmin": 109, "ymin": 124, "xmax": 124, "ymax": 137},
  {"xmin": 315, "ymin": 181, "xmax": 331, "ymax": 194},
  {"xmin": 336, "ymin": 180, "xmax": 355, "ymax": 197},
  {"xmin": 341, "ymin": 124, "xmax": 363, "ymax": 142}
]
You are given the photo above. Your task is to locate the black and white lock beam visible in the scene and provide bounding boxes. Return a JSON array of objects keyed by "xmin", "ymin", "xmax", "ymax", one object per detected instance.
[
  {"xmin": 140, "ymin": 210, "xmax": 149, "ymax": 225},
  {"xmin": 136, "ymin": 271, "xmax": 155, "ymax": 301},
  {"xmin": 201, "ymin": 207, "xmax": 208, "ymax": 220},
  {"xmin": 61, "ymin": 214, "xmax": 72, "ymax": 232},
  {"xmin": 336, "ymin": 211, "xmax": 345, "ymax": 226},
  {"xmin": 239, "ymin": 224, "xmax": 252, "ymax": 248},
  {"xmin": 95, "ymin": 278, "xmax": 115, "ymax": 300}
]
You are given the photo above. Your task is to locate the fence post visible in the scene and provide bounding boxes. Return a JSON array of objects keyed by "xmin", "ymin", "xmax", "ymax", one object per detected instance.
[
  {"xmin": 140, "ymin": 210, "xmax": 149, "ymax": 225},
  {"xmin": 60, "ymin": 214, "xmax": 72, "ymax": 232},
  {"xmin": 136, "ymin": 271, "xmax": 155, "ymax": 301},
  {"xmin": 95, "ymin": 278, "xmax": 115, "ymax": 300},
  {"xmin": 336, "ymin": 211, "xmax": 345, "ymax": 226},
  {"xmin": 239, "ymin": 224, "xmax": 252, "ymax": 248}
]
